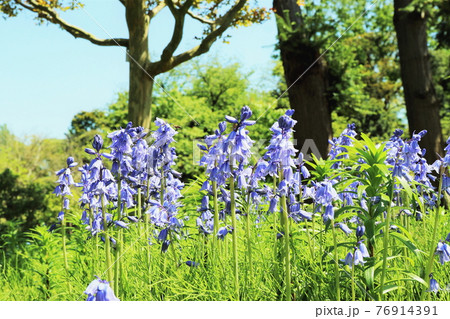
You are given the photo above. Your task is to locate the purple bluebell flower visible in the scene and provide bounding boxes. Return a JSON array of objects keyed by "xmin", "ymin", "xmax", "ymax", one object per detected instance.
[
  {"xmin": 336, "ymin": 223, "xmax": 352, "ymax": 235},
  {"xmin": 342, "ymin": 248, "xmax": 365, "ymax": 268},
  {"xmin": 315, "ymin": 180, "xmax": 339, "ymax": 206},
  {"xmin": 161, "ymin": 240, "xmax": 171, "ymax": 253},
  {"xmin": 54, "ymin": 157, "xmax": 78, "ymax": 221},
  {"xmin": 358, "ymin": 241, "xmax": 370, "ymax": 258},
  {"xmin": 342, "ymin": 252, "xmax": 354, "ymax": 267},
  {"xmin": 84, "ymin": 277, "xmax": 119, "ymax": 301},
  {"xmin": 353, "ymin": 248, "xmax": 366, "ymax": 266},
  {"xmin": 185, "ymin": 261, "xmax": 200, "ymax": 267},
  {"xmin": 356, "ymin": 225, "xmax": 365, "ymax": 238},
  {"xmin": 436, "ymin": 241, "xmax": 450, "ymax": 265},
  {"xmin": 289, "ymin": 203, "xmax": 313, "ymax": 221},
  {"xmin": 328, "ymin": 124, "xmax": 357, "ymax": 168},
  {"xmin": 322, "ymin": 204, "xmax": 335, "ymax": 223},
  {"xmin": 126, "ymin": 216, "xmax": 139, "ymax": 223},
  {"xmin": 217, "ymin": 226, "xmax": 229, "ymax": 240},
  {"xmin": 92, "ymin": 135, "xmax": 103, "ymax": 152},
  {"xmin": 114, "ymin": 220, "xmax": 128, "ymax": 229},
  {"xmin": 428, "ymin": 274, "xmax": 440, "ymax": 293}
]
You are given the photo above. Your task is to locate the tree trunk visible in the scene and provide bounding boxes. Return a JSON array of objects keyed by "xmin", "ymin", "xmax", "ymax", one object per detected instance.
[
  {"xmin": 393, "ymin": 0, "xmax": 443, "ymax": 162},
  {"xmin": 126, "ymin": 1, "xmax": 153, "ymax": 129},
  {"xmin": 273, "ymin": 0, "xmax": 332, "ymax": 159}
]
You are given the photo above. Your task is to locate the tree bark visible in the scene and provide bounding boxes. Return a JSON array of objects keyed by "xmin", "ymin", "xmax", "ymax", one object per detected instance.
[
  {"xmin": 126, "ymin": 0, "xmax": 153, "ymax": 129},
  {"xmin": 393, "ymin": 0, "xmax": 443, "ymax": 162},
  {"xmin": 273, "ymin": 0, "xmax": 332, "ymax": 159}
]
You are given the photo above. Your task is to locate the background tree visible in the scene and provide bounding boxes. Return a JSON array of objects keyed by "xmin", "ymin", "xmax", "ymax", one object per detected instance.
[
  {"xmin": 430, "ymin": 0, "xmax": 450, "ymax": 138},
  {"xmin": 0, "ymin": 125, "xmax": 63, "ymax": 237},
  {"xmin": 1, "ymin": 0, "xmax": 268, "ymax": 128},
  {"xmin": 272, "ymin": 0, "xmax": 406, "ymax": 154},
  {"xmin": 393, "ymin": 0, "xmax": 444, "ymax": 162},
  {"xmin": 273, "ymin": 0, "xmax": 332, "ymax": 158}
]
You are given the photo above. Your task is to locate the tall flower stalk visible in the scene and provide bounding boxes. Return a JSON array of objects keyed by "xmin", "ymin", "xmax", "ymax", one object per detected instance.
[
  {"xmin": 221, "ymin": 106, "xmax": 255, "ymax": 299},
  {"xmin": 54, "ymin": 156, "xmax": 78, "ymax": 294},
  {"xmin": 262, "ymin": 110, "xmax": 298, "ymax": 300}
]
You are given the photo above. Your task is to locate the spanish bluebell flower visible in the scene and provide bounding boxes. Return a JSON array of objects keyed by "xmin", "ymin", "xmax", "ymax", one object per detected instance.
[
  {"xmin": 336, "ymin": 223, "xmax": 352, "ymax": 235},
  {"xmin": 342, "ymin": 252, "xmax": 354, "ymax": 267},
  {"xmin": 217, "ymin": 226, "xmax": 230, "ymax": 240},
  {"xmin": 185, "ymin": 261, "xmax": 200, "ymax": 267},
  {"xmin": 446, "ymin": 233, "xmax": 450, "ymax": 243},
  {"xmin": 196, "ymin": 195, "xmax": 214, "ymax": 235},
  {"xmin": 120, "ymin": 180, "xmax": 136, "ymax": 208},
  {"xmin": 161, "ymin": 240, "xmax": 170, "ymax": 253},
  {"xmin": 114, "ymin": 220, "xmax": 128, "ymax": 229},
  {"xmin": 126, "ymin": 216, "xmax": 139, "ymax": 223},
  {"xmin": 415, "ymin": 212, "xmax": 423, "ymax": 221},
  {"xmin": 339, "ymin": 181, "xmax": 360, "ymax": 206},
  {"xmin": 276, "ymin": 232, "xmax": 284, "ymax": 240},
  {"xmin": 84, "ymin": 277, "xmax": 119, "ymax": 301},
  {"xmin": 289, "ymin": 203, "xmax": 313, "ymax": 221},
  {"xmin": 81, "ymin": 210, "xmax": 90, "ymax": 225},
  {"xmin": 108, "ymin": 126, "xmax": 133, "ymax": 162},
  {"xmin": 268, "ymin": 196, "xmax": 279, "ymax": 213},
  {"xmin": 342, "ymin": 248, "xmax": 365, "ymax": 268},
  {"xmin": 54, "ymin": 157, "xmax": 78, "ymax": 197},
  {"xmin": 356, "ymin": 225, "xmax": 365, "ymax": 238},
  {"xmin": 53, "ymin": 157, "xmax": 78, "ymax": 221},
  {"xmin": 328, "ymin": 124, "xmax": 357, "ymax": 168},
  {"xmin": 428, "ymin": 274, "xmax": 440, "ymax": 293},
  {"xmin": 436, "ymin": 241, "xmax": 450, "ymax": 265},
  {"xmin": 322, "ymin": 204, "xmax": 335, "ymax": 223},
  {"xmin": 358, "ymin": 241, "xmax": 370, "ymax": 258},
  {"xmin": 264, "ymin": 110, "xmax": 297, "ymax": 177},
  {"xmin": 353, "ymin": 248, "xmax": 366, "ymax": 266},
  {"xmin": 315, "ymin": 180, "xmax": 339, "ymax": 206}
]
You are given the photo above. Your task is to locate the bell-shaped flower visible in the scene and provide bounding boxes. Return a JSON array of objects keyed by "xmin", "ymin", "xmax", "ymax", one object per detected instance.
[{"xmin": 84, "ymin": 277, "xmax": 119, "ymax": 301}]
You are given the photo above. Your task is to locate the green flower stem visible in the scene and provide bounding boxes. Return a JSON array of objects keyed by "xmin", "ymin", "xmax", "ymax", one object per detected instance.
[
  {"xmin": 422, "ymin": 168, "xmax": 444, "ymax": 300},
  {"xmin": 331, "ymin": 222, "xmax": 340, "ymax": 301},
  {"xmin": 351, "ymin": 253, "xmax": 355, "ymax": 301},
  {"xmin": 114, "ymin": 180, "xmax": 122, "ymax": 296},
  {"xmin": 229, "ymin": 176, "xmax": 239, "ymax": 299},
  {"xmin": 137, "ymin": 187, "xmax": 142, "ymax": 236},
  {"xmin": 160, "ymin": 167, "xmax": 165, "ymax": 206},
  {"xmin": 272, "ymin": 176, "xmax": 280, "ymax": 295},
  {"xmin": 101, "ymin": 198, "xmax": 113, "ymax": 283},
  {"xmin": 245, "ymin": 192, "xmax": 253, "ymax": 282},
  {"xmin": 280, "ymin": 193, "xmax": 291, "ymax": 300},
  {"xmin": 212, "ymin": 181, "xmax": 219, "ymax": 237},
  {"xmin": 89, "ymin": 209, "xmax": 97, "ymax": 279},
  {"xmin": 145, "ymin": 205, "xmax": 152, "ymax": 287},
  {"xmin": 379, "ymin": 179, "xmax": 395, "ymax": 301},
  {"xmin": 61, "ymin": 199, "xmax": 72, "ymax": 294}
]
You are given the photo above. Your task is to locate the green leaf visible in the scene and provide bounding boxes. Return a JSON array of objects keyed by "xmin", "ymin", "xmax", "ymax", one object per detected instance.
[
  {"xmin": 396, "ymin": 176, "xmax": 414, "ymax": 198},
  {"xmin": 390, "ymin": 231, "xmax": 423, "ymax": 257}
]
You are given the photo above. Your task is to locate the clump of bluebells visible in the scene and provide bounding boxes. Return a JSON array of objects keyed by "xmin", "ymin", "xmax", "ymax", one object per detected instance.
[{"xmin": 50, "ymin": 104, "xmax": 450, "ymax": 301}]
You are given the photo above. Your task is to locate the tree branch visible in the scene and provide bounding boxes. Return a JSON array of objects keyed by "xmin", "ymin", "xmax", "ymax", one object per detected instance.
[
  {"xmin": 186, "ymin": 9, "xmax": 214, "ymax": 25},
  {"xmin": 17, "ymin": 0, "xmax": 129, "ymax": 47},
  {"xmin": 159, "ymin": 0, "xmax": 194, "ymax": 63},
  {"xmin": 149, "ymin": 1, "xmax": 166, "ymax": 18},
  {"xmin": 149, "ymin": 0, "xmax": 246, "ymax": 75}
]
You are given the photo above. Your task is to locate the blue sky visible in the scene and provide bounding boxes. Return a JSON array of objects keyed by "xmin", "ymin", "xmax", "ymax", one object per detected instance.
[{"xmin": 0, "ymin": 0, "xmax": 277, "ymax": 139}]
